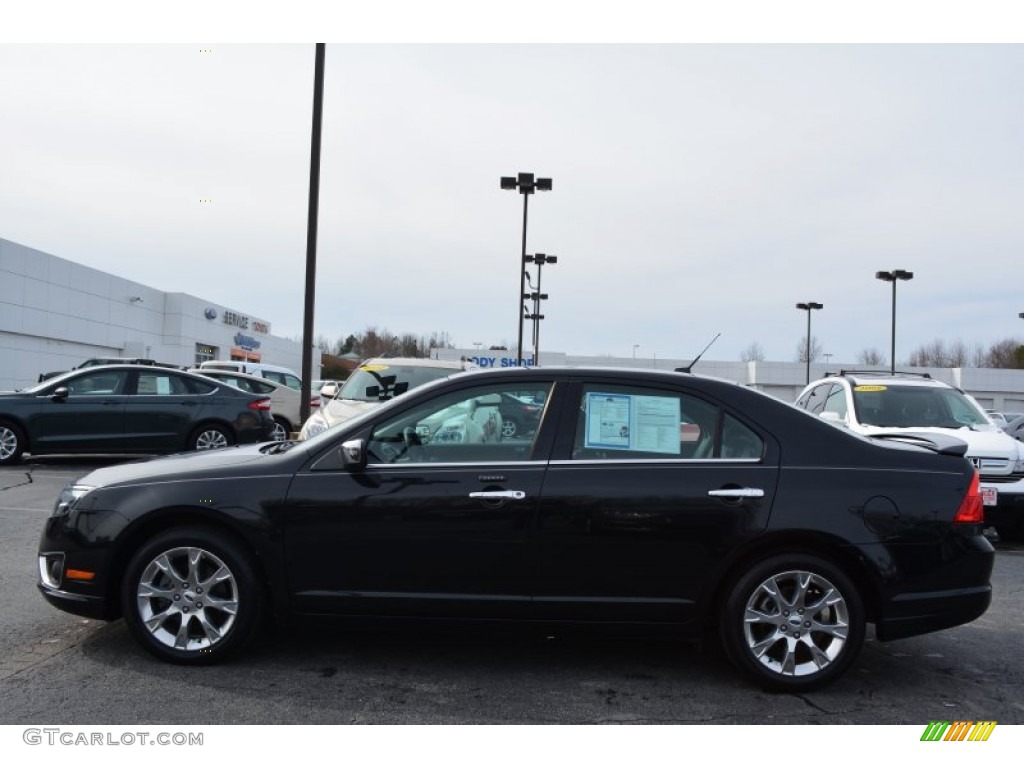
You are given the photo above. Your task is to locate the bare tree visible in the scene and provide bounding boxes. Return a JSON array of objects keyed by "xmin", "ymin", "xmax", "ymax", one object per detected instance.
[
  {"xmin": 740, "ymin": 341, "xmax": 766, "ymax": 363},
  {"xmin": 908, "ymin": 338, "xmax": 981, "ymax": 368},
  {"xmin": 856, "ymin": 348, "xmax": 886, "ymax": 366},
  {"xmin": 983, "ymin": 338, "xmax": 1024, "ymax": 369},
  {"xmin": 796, "ymin": 336, "xmax": 823, "ymax": 364}
]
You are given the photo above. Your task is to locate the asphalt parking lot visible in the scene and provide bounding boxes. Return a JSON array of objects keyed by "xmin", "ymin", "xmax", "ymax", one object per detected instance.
[{"xmin": 1, "ymin": 457, "xmax": 1022, "ymax": 725}]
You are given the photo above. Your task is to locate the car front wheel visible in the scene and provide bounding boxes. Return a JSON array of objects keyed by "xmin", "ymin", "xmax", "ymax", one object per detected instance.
[
  {"xmin": 120, "ymin": 527, "xmax": 263, "ymax": 663},
  {"xmin": 720, "ymin": 553, "xmax": 865, "ymax": 692}
]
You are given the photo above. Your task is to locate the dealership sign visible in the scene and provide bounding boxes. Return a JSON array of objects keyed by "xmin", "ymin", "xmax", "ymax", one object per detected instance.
[{"xmin": 468, "ymin": 355, "xmax": 535, "ymax": 368}]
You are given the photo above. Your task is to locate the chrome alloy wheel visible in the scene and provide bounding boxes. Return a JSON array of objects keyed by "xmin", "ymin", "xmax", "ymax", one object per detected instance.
[
  {"xmin": 742, "ymin": 569, "xmax": 850, "ymax": 678},
  {"xmin": 136, "ymin": 547, "xmax": 239, "ymax": 652},
  {"xmin": 194, "ymin": 429, "xmax": 229, "ymax": 450},
  {"xmin": 0, "ymin": 424, "xmax": 18, "ymax": 462}
]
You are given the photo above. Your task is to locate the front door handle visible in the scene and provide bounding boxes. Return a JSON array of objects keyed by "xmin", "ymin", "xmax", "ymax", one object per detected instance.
[
  {"xmin": 469, "ymin": 490, "xmax": 526, "ymax": 501},
  {"xmin": 708, "ymin": 487, "xmax": 765, "ymax": 498}
]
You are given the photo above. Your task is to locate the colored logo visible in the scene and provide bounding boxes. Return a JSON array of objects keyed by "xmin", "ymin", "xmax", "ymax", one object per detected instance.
[
  {"xmin": 920, "ymin": 721, "xmax": 996, "ymax": 742},
  {"xmin": 204, "ymin": 308, "xmax": 218, "ymax": 320}
]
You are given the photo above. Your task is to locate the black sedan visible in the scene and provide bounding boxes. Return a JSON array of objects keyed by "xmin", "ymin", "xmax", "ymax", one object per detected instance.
[
  {"xmin": 37, "ymin": 367, "xmax": 993, "ymax": 691},
  {"xmin": 1, "ymin": 364, "xmax": 274, "ymax": 464}
]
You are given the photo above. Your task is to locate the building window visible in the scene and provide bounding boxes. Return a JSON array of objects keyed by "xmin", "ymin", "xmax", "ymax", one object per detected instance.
[{"xmin": 195, "ymin": 344, "xmax": 217, "ymax": 366}]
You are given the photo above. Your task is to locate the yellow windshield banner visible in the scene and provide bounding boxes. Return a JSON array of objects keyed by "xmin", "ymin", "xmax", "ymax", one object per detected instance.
[{"xmin": 854, "ymin": 385, "xmax": 887, "ymax": 392}]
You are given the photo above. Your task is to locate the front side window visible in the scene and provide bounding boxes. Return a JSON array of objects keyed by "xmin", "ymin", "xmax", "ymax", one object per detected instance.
[
  {"xmin": 367, "ymin": 382, "xmax": 553, "ymax": 465},
  {"xmin": 572, "ymin": 383, "xmax": 763, "ymax": 461},
  {"xmin": 64, "ymin": 371, "xmax": 127, "ymax": 395}
]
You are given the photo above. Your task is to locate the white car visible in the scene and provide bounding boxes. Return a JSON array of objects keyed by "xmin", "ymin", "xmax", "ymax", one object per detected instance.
[
  {"xmin": 299, "ymin": 357, "xmax": 475, "ymax": 439},
  {"xmin": 191, "ymin": 369, "xmax": 319, "ymax": 441},
  {"xmin": 795, "ymin": 371, "xmax": 1024, "ymax": 539}
]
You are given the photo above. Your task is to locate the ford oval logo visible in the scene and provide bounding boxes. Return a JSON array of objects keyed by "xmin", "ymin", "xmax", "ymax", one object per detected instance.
[{"xmin": 205, "ymin": 308, "xmax": 218, "ymax": 320}]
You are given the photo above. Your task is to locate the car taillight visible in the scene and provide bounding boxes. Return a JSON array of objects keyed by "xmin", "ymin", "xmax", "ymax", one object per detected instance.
[
  {"xmin": 310, "ymin": 397, "xmax": 321, "ymax": 408},
  {"xmin": 954, "ymin": 470, "xmax": 984, "ymax": 524},
  {"xmin": 248, "ymin": 398, "xmax": 272, "ymax": 411}
]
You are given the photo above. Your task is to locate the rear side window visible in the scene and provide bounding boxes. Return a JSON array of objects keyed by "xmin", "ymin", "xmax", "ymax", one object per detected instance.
[{"xmin": 572, "ymin": 383, "xmax": 763, "ymax": 461}]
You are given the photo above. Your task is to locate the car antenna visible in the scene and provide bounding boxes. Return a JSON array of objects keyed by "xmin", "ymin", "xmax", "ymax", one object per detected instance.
[{"xmin": 675, "ymin": 332, "xmax": 721, "ymax": 373}]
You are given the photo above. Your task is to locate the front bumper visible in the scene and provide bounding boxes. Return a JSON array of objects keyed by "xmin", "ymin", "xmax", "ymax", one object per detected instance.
[{"xmin": 38, "ymin": 584, "xmax": 113, "ymax": 620}]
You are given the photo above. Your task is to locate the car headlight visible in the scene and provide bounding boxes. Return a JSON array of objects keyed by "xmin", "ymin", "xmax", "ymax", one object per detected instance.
[
  {"xmin": 52, "ymin": 483, "xmax": 95, "ymax": 517},
  {"xmin": 301, "ymin": 413, "xmax": 329, "ymax": 440}
]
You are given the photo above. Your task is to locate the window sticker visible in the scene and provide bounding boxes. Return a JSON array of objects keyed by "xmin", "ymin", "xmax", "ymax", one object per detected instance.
[
  {"xmin": 854, "ymin": 385, "xmax": 887, "ymax": 392},
  {"xmin": 584, "ymin": 392, "xmax": 681, "ymax": 455}
]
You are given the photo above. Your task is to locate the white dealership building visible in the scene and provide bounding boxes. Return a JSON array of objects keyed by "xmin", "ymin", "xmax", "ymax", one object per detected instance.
[{"xmin": 0, "ymin": 238, "xmax": 310, "ymax": 391}]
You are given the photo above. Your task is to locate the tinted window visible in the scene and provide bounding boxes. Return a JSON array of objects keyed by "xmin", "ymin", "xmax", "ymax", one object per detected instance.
[
  {"xmin": 571, "ymin": 383, "xmax": 762, "ymax": 461},
  {"xmin": 136, "ymin": 372, "xmax": 191, "ymax": 396},
  {"xmin": 65, "ymin": 370, "xmax": 127, "ymax": 395},
  {"xmin": 367, "ymin": 382, "xmax": 553, "ymax": 464}
]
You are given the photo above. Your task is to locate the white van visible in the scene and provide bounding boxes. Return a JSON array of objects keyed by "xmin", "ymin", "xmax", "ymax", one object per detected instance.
[{"xmin": 198, "ymin": 360, "xmax": 302, "ymax": 390}]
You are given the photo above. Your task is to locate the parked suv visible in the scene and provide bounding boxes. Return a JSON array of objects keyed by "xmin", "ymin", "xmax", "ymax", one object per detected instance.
[
  {"xmin": 298, "ymin": 357, "xmax": 475, "ymax": 439},
  {"xmin": 795, "ymin": 370, "xmax": 1024, "ymax": 539}
]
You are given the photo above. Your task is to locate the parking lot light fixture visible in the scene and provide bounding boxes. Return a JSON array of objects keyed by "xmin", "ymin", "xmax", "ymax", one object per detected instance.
[
  {"xmin": 523, "ymin": 253, "xmax": 557, "ymax": 365},
  {"xmin": 876, "ymin": 270, "xmax": 914, "ymax": 374},
  {"xmin": 501, "ymin": 173, "xmax": 552, "ymax": 366},
  {"xmin": 796, "ymin": 302, "xmax": 823, "ymax": 384}
]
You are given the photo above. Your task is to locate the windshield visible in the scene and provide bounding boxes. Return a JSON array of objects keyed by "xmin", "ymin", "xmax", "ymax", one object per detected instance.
[
  {"xmin": 852, "ymin": 384, "xmax": 991, "ymax": 429},
  {"xmin": 337, "ymin": 364, "xmax": 456, "ymax": 402}
]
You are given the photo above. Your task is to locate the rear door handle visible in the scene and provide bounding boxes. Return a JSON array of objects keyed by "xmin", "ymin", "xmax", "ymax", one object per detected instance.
[
  {"xmin": 469, "ymin": 490, "xmax": 526, "ymax": 501},
  {"xmin": 708, "ymin": 488, "xmax": 765, "ymax": 498}
]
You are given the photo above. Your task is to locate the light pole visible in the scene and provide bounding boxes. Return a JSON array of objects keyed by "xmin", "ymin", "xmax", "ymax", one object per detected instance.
[
  {"xmin": 876, "ymin": 269, "xmax": 914, "ymax": 373},
  {"xmin": 796, "ymin": 302, "xmax": 823, "ymax": 384},
  {"xmin": 633, "ymin": 344, "xmax": 640, "ymax": 359},
  {"xmin": 501, "ymin": 172, "xmax": 552, "ymax": 366},
  {"xmin": 523, "ymin": 253, "xmax": 556, "ymax": 365}
]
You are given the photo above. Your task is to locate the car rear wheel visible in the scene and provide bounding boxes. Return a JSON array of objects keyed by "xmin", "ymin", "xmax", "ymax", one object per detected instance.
[
  {"xmin": 0, "ymin": 420, "xmax": 26, "ymax": 465},
  {"xmin": 720, "ymin": 553, "xmax": 865, "ymax": 692},
  {"xmin": 500, "ymin": 417, "xmax": 520, "ymax": 439},
  {"xmin": 120, "ymin": 527, "xmax": 263, "ymax": 663},
  {"xmin": 270, "ymin": 417, "xmax": 290, "ymax": 442},
  {"xmin": 189, "ymin": 423, "xmax": 232, "ymax": 451}
]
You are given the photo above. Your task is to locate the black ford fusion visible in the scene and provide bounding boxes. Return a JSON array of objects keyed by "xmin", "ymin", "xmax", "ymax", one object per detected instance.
[
  {"xmin": 1, "ymin": 364, "xmax": 275, "ymax": 465},
  {"xmin": 38, "ymin": 367, "xmax": 993, "ymax": 691}
]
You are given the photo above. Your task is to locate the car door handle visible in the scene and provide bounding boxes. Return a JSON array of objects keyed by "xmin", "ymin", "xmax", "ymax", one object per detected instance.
[
  {"xmin": 469, "ymin": 490, "xmax": 526, "ymax": 501},
  {"xmin": 708, "ymin": 488, "xmax": 765, "ymax": 498}
]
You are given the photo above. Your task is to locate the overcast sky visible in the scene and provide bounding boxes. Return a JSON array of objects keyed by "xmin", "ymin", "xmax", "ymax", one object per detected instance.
[{"xmin": 3, "ymin": 36, "xmax": 1024, "ymax": 364}]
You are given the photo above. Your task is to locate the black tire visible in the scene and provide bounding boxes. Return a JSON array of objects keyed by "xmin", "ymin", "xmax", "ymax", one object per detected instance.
[
  {"xmin": 270, "ymin": 417, "xmax": 290, "ymax": 442},
  {"xmin": 188, "ymin": 423, "xmax": 233, "ymax": 452},
  {"xmin": 0, "ymin": 420, "xmax": 26, "ymax": 466},
  {"xmin": 720, "ymin": 553, "xmax": 865, "ymax": 692},
  {"xmin": 120, "ymin": 527, "xmax": 263, "ymax": 664}
]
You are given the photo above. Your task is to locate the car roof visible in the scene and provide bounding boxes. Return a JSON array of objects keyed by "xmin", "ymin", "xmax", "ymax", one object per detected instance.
[
  {"xmin": 812, "ymin": 371, "xmax": 951, "ymax": 389},
  {"xmin": 189, "ymin": 368, "xmax": 283, "ymax": 387}
]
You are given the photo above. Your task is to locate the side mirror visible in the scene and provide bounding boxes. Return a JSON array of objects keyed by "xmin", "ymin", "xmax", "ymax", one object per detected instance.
[
  {"xmin": 52, "ymin": 387, "xmax": 69, "ymax": 401},
  {"xmin": 319, "ymin": 382, "xmax": 339, "ymax": 400},
  {"xmin": 341, "ymin": 438, "xmax": 367, "ymax": 471}
]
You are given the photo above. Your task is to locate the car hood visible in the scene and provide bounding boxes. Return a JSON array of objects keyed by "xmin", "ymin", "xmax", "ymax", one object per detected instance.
[
  {"xmin": 859, "ymin": 425, "xmax": 1018, "ymax": 458},
  {"xmin": 74, "ymin": 443, "xmax": 280, "ymax": 488},
  {"xmin": 323, "ymin": 398, "xmax": 382, "ymax": 427}
]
